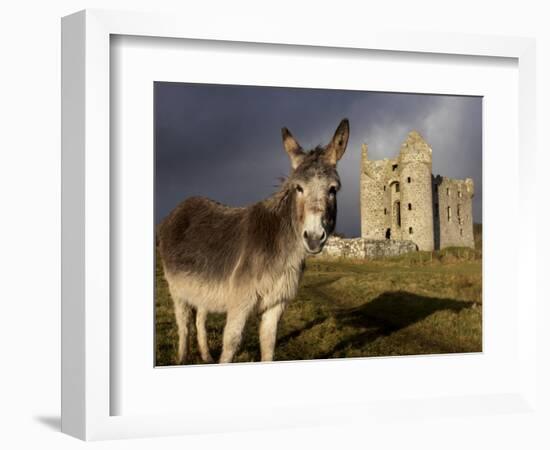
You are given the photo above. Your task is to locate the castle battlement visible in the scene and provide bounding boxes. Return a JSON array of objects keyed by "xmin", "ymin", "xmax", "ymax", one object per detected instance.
[{"xmin": 360, "ymin": 131, "xmax": 475, "ymax": 251}]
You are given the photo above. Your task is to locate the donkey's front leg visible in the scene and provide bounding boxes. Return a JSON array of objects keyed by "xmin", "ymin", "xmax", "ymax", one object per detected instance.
[
  {"xmin": 219, "ymin": 308, "xmax": 251, "ymax": 364},
  {"xmin": 259, "ymin": 303, "xmax": 285, "ymax": 362},
  {"xmin": 196, "ymin": 308, "xmax": 213, "ymax": 363}
]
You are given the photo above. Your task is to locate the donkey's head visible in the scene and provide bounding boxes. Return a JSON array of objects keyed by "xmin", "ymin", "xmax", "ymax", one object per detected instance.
[{"xmin": 282, "ymin": 119, "xmax": 349, "ymax": 254}]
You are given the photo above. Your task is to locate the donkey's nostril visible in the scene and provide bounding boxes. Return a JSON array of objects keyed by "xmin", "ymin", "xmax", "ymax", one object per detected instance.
[
  {"xmin": 320, "ymin": 231, "xmax": 327, "ymax": 242},
  {"xmin": 303, "ymin": 231, "xmax": 308, "ymax": 239}
]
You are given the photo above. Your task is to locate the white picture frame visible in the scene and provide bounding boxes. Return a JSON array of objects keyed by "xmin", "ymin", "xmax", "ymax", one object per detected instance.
[{"xmin": 61, "ymin": 9, "xmax": 537, "ymax": 441}]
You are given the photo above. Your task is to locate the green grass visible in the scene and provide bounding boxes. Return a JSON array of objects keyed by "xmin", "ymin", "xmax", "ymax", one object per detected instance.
[{"xmin": 155, "ymin": 249, "xmax": 482, "ymax": 365}]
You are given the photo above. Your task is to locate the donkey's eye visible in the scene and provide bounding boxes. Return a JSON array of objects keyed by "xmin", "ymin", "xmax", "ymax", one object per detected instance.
[
  {"xmin": 296, "ymin": 185, "xmax": 304, "ymax": 193},
  {"xmin": 329, "ymin": 186, "xmax": 337, "ymax": 196}
]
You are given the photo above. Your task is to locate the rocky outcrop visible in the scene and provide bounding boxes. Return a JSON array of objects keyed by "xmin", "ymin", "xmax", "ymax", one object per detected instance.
[{"xmin": 318, "ymin": 237, "xmax": 417, "ymax": 259}]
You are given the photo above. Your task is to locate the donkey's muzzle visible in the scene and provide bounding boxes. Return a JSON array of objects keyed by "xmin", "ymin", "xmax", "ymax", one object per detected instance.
[{"xmin": 303, "ymin": 230, "xmax": 327, "ymax": 254}]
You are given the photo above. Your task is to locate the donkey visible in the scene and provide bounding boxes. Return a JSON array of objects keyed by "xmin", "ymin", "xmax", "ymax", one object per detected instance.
[{"xmin": 158, "ymin": 119, "xmax": 350, "ymax": 364}]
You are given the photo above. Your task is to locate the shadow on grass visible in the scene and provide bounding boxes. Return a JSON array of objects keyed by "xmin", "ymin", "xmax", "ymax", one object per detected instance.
[
  {"xmin": 277, "ymin": 317, "xmax": 328, "ymax": 347},
  {"xmin": 321, "ymin": 291, "xmax": 475, "ymax": 356}
]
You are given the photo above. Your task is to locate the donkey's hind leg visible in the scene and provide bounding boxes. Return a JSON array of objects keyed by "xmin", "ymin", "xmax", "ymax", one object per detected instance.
[
  {"xmin": 259, "ymin": 303, "xmax": 285, "ymax": 362},
  {"xmin": 195, "ymin": 308, "xmax": 213, "ymax": 363},
  {"xmin": 173, "ymin": 298, "xmax": 191, "ymax": 364}
]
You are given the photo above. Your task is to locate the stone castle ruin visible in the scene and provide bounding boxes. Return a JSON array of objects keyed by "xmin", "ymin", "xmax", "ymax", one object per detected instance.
[{"xmin": 360, "ymin": 130, "xmax": 475, "ymax": 251}]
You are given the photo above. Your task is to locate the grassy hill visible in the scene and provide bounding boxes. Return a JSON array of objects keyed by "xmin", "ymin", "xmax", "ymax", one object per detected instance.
[{"xmin": 155, "ymin": 248, "xmax": 482, "ymax": 365}]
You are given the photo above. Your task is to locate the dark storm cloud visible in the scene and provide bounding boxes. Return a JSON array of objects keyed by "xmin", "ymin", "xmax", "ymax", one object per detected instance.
[{"xmin": 155, "ymin": 83, "xmax": 482, "ymax": 237}]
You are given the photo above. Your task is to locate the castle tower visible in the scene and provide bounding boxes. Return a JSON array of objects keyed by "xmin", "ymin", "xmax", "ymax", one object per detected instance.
[{"xmin": 397, "ymin": 131, "xmax": 435, "ymax": 251}]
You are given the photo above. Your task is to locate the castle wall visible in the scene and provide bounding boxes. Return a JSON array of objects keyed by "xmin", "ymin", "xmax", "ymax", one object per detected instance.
[
  {"xmin": 320, "ymin": 236, "xmax": 418, "ymax": 259},
  {"xmin": 436, "ymin": 177, "xmax": 475, "ymax": 249},
  {"xmin": 360, "ymin": 144, "xmax": 391, "ymax": 240}
]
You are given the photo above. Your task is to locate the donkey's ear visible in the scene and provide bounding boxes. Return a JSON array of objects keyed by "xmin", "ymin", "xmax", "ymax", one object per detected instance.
[
  {"xmin": 282, "ymin": 127, "xmax": 305, "ymax": 169},
  {"xmin": 324, "ymin": 119, "xmax": 350, "ymax": 166}
]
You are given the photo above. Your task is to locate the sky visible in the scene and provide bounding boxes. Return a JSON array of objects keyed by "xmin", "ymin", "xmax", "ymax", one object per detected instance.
[{"xmin": 155, "ymin": 82, "xmax": 482, "ymax": 237}]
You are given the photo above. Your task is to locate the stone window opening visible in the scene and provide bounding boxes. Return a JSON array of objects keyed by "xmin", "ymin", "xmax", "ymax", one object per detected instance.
[
  {"xmin": 384, "ymin": 207, "xmax": 387, "ymax": 215},
  {"xmin": 446, "ymin": 187, "xmax": 450, "ymax": 196},
  {"xmin": 395, "ymin": 183, "xmax": 400, "ymax": 193},
  {"xmin": 383, "ymin": 185, "xmax": 386, "ymax": 191},
  {"xmin": 460, "ymin": 228, "xmax": 463, "ymax": 236},
  {"xmin": 447, "ymin": 206, "xmax": 452, "ymax": 222},
  {"xmin": 408, "ymin": 203, "xmax": 412, "ymax": 210},
  {"xmin": 409, "ymin": 227, "xmax": 413, "ymax": 234},
  {"xmin": 407, "ymin": 176, "xmax": 411, "ymax": 183},
  {"xmin": 392, "ymin": 164, "xmax": 398, "ymax": 171},
  {"xmin": 394, "ymin": 201, "xmax": 401, "ymax": 227},
  {"xmin": 458, "ymin": 191, "xmax": 462, "ymax": 198},
  {"xmin": 385, "ymin": 228, "xmax": 391, "ymax": 239}
]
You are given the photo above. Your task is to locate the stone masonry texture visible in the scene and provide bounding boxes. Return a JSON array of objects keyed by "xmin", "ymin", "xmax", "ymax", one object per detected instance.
[{"xmin": 319, "ymin": 237, "xmax": 418, "ymax": 259}]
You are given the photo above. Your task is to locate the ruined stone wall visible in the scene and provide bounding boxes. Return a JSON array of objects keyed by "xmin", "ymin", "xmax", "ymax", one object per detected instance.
[
  {"xmin": 360, "ymin": 144, "xmax": 392, "ymax": 240},
  {"xmin": 319, "ymin": 236, "xmax": 418, "ymax": 259},
  {"xmin": 435, "ymin": 176, "xmax": 475, "ymax": 249}
]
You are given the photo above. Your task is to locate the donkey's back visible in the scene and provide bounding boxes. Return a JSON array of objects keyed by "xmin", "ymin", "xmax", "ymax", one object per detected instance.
[{"xmin": 159, "ymin": 196, "xmax": 246, "ymax": 287}]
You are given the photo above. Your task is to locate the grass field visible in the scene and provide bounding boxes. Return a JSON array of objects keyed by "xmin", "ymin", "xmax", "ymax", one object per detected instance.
[{"xmin": 155, "ymin": 246, "xmax": 482, "ymax": 366}]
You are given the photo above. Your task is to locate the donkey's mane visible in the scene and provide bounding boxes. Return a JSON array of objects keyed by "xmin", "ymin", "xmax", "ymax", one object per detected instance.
[{"xmin": 273, "ymin": 145, "xmax": 326, "ymax": 184}]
